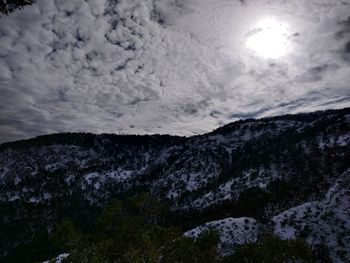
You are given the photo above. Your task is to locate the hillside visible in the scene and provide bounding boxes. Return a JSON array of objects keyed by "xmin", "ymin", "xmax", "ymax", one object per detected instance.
[{"xmin": 1, "ymin": 107, "xmax": 350, "ymax": 262}]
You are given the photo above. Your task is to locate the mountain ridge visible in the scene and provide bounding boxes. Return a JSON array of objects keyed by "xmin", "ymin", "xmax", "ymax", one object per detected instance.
[
  {"xmin": 2, "ymin": 107, "xmax": 349, "ymax": 150},
  {"xmin": 1, "ymin": 107, "xmax": 350, "ymax": 262}
]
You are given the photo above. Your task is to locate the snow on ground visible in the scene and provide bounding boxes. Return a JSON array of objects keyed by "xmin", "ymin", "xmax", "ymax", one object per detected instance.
[
  {"xmin": 82, "ymin": 169, "xmax": 135, "ymax": 191},
  {"xmin": 184, "ymin": 217, "xmax": 260, "ymax": 256},
  {"xmin": 43, "ymin": 253, "xmax": 69, "ymax": 263},
  {"xmin": 273, "ymin": 170, "xmax": 350, "ymax": 263},
  {"xmin": 188, "ymin": 166, "xmax": 281, "ymax": 210},
  {"xmin": 318, "ymin": 133, "xmax": 350, "ymax": 150}
]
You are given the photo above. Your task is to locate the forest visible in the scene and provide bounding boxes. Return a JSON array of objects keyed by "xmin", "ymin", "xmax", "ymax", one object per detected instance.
[{"xmin": 5, "ymin": 193, "xmax": 315, "ymax": 263}]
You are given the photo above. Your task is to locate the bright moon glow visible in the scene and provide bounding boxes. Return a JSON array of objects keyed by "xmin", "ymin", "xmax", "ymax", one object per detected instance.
[{"xmin": 246, "ymin": 18, "xmax": 291, "ymax": 59}]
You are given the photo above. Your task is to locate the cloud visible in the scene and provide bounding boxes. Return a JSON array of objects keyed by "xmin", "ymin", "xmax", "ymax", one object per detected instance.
[{"xmin": 0, "ymin": 0, "xmax": 349, "ymax": 143}]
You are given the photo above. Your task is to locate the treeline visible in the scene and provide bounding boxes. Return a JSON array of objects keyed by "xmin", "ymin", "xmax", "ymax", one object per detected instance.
[{"xmin": 0, "ymin": 132, "xmax": 182, "ymax": 151}]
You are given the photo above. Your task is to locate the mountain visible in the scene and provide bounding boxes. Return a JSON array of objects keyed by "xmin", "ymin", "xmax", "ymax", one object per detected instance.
[
  {"xmin": 182, "ymin": 169, "xmax": 350, "ymax": 262},
  {"xmin": 1, "ymin": 107, "xmax": 350, "ymax": 262}
]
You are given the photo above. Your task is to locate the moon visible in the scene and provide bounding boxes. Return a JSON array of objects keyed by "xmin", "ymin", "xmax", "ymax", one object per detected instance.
[{"xmin": 246, "ymin": 18, "xmax": 291, "ymax": 59}]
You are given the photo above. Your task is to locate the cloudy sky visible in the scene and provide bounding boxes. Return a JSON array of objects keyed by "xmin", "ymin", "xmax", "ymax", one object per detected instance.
[{"xmin": 0, "ymin": 0, "xmax": 350, "ymax": 143}]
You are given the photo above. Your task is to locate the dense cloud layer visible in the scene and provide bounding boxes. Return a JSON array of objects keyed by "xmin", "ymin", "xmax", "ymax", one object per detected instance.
[{"xmin": 0, "ymin": 0, "xmax": 350, "ymax": 142}]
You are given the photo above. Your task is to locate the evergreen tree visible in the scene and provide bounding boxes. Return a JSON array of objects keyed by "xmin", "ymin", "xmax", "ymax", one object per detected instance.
[
  {"xmin": 0, "ymin": 0, "xmax": 33, "ymax": 15},
  {"xmin": 223, "ymin": 234, "xmax": 314, "ymax": 263}
]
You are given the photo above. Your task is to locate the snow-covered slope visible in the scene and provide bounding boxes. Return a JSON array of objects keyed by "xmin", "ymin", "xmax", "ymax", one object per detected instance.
[
  {"xmin": 43, "ymin": 253, "xmax": 69, "ymax": 263},
  {"xmin": 1, "ymin": 109, "xmax": 349, "ymax": 212},
  {"xmin": 184, "ymin": 217, "xmax": 259, "ymax": 256},
  {"xmin": 182, "ymin": 169, "xmax": 350, "ymax": 261},
  {"xmin": 273, "ymin": 169, "xmax": 350, "ymax": 263},
  {"xmin": 0, "ymin": 108, "xmax": 350, "ymax": 261}
]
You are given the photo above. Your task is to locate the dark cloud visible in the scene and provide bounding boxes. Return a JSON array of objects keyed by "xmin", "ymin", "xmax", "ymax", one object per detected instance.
[
  {"xmin": 310, "ymin": 65, "xmax": 331, "ymax": 74},
  {"xmin": 209, "ymin": 111, "xmax": 222, "ymax": 119},
  {"xmin": 345, "ymin": 41, "xmax": 350, "ymax": 53}
]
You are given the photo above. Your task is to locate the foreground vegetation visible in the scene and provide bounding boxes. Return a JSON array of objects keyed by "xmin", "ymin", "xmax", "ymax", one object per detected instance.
[{"xmin": 38, "ymin": 193, "xmax": 314, "ymax": 263}]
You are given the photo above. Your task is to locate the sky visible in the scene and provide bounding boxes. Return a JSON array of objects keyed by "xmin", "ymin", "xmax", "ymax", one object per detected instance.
[{"xmin": 0, "ymin": 0, "xmax": 350, "ymax": 143}]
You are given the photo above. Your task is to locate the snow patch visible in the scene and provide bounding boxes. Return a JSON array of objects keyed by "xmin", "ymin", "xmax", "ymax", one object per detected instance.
[
  {"xmin": 184, "ymin": 217, "xmax": 259, "ymax": 256},
  {"xmin": 43, "ymin": 253, "xmax": 69, "ymax": 263}
]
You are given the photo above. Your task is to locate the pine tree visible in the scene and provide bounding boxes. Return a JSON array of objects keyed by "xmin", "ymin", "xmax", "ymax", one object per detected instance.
[{"xmin": 0, "ymin": 0, "xmax": 33, "ymax": 15}]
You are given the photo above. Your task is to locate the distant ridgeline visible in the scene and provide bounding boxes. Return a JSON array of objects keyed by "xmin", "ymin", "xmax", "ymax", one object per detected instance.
[{"xmin": 0, "ymin": 107, "xmax": 350, "ymax": 262}]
